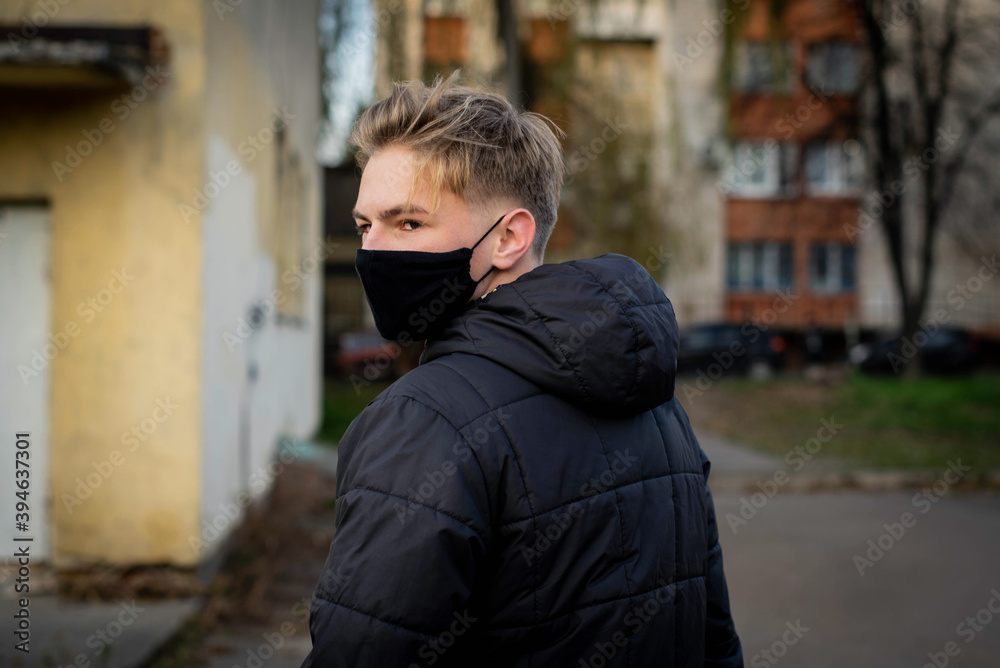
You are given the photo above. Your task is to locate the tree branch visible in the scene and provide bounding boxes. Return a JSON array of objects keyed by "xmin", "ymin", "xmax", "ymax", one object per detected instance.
[
  {"xmin": 911, "ymin": 4, "xmax": 930, "ymax": 131},
  {"xmin": 859, "ymin": 0, "xmax": 911, "ymax": 305},
  {"xmin": 936, "ymin": 0, "xmax": 961, "ymax": 105},
  {"xmin": 938, "ymin": 86, "xmax": 1000, "ymax": 214},
  {"xmin": 915, "ymin": 0, "xmax": 963, "ymax": 326}
]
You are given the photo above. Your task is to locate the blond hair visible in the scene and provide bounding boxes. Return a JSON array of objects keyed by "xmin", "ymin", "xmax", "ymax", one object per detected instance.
[{"xmin": 349, "ymin": 70, "xmax": 566, "ymax": 262}]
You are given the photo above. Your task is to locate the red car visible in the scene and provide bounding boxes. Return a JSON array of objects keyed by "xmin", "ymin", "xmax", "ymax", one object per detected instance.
[{"xmin": 335, "ymin": 330, "xmax": 416, "ymax": 380}]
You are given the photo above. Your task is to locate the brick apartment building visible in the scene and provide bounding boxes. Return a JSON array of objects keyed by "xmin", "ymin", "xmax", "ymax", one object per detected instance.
[
  {"xmin": 350, "ymin": 0, "xmax": 873, "ymax": 335},
  {"xmin": 324, "ymin": 0, "xmax": 1000, "ymax": 355},
  {"xmin": 721, "ymin": 0, "xmax": 864, "ymax": 330}
]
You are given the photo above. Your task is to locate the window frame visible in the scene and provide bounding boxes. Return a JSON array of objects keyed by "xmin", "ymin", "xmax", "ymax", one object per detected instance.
[
  {"xmin": 806, "ymin": 41, "xmax": 860, "ymax": 95},
  {"xmin": 725, "ymin": 141, "xmax": 800, "ymax": 199},
  {"xmin": 804, "ymin": 141, "xmax": 865, "ymax": 196},
  {"xmin": 809, "ymin": 243, "xmax": 857, "ymax": 293},
  {"xmin": 727, "ymin": 241, "xmax": 795, "ymax": 292},
  {"xmin": 733, "ymin": 41, "xmax": 796, "ymax": 94}
]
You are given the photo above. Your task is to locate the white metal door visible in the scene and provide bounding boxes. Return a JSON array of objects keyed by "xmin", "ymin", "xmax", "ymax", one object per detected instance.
[{"xmin": 0, "ymin": 205, "xmax": 52, "ymax": 564}]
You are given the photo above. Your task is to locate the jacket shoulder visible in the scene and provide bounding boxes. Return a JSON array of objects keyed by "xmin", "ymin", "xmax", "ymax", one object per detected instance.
[
  {"xmin": 336, "ymin": 375, "xmax": 495, "ymax": 541},
  {"xmin": 379, "ymin": 351, "xmax": 540, "ymax": 420}
]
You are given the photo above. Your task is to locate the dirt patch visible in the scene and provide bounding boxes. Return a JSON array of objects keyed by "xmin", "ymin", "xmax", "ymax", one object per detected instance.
[{"xmin": 142, "ymin": 457, "xmax": 338, "ymax": 666}]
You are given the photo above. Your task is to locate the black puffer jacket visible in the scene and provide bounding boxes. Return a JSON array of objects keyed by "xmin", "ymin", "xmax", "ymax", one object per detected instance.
[{"xmin": 304, "ymin": 253, "xmax": 743, "ymax": 667}]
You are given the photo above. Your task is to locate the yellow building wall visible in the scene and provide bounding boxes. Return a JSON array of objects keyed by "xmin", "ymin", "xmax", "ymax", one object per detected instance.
[{"xmin": 0, "ymin": 0, "xmax": 205, "ymax": 566}]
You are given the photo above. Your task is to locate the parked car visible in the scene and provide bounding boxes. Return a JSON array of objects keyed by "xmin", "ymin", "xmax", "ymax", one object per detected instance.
[
  {"xmin": 676, "ymin": 323, "xmax": 787, "ymax": 380},
  {"xmin": 852, "ymin": 327, "xmax": 980, "ymax": 375},
  {"xmin": 803, "ymin": 327, "xmax": 849, "ymax": 364},
  {"xmin": 335, "ymin": 330, "xmax": 414, "ymax": 380}
]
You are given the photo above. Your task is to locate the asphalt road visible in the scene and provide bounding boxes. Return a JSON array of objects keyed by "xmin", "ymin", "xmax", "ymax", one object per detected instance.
[{"xmin": 714, "ymin": 489, "xmax": 1000, "ymax": 668}]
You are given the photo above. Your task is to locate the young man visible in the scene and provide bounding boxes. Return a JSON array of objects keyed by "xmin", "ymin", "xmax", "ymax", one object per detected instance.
[{"xmin": 303, "ymin": 72, "xmax": 743, "ymax": 667}]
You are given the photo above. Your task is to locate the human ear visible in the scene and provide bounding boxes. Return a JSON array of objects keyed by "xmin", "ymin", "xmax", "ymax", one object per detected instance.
[{"xmin": 492, "ymin": 209, "xmax": 536, "ymax": 270}]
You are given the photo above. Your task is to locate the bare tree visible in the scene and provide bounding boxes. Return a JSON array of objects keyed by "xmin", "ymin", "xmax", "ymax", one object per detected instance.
[
  {"xmin": 495, "ymin": 0, "xmax": 523, "ymax": 105},
  {"xmin": 856, "ymin": 0, "xmax": 1000, "ymax": 344}
]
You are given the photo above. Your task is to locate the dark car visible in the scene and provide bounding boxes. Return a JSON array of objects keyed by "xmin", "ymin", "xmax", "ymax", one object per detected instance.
[
  {"xmin": 855, "ymin": 327, "xmax": 980, "ymax": 375},
  {"xmin": 676, "ymin": 323, "xmax": 787, "ymax": 380}
]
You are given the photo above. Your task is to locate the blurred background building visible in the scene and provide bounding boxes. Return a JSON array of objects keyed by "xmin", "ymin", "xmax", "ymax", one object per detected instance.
[
  {"xmin": 0, "ymin": 0, "xmax": 323, "ymax": 569},
  {"xmin": 322, "ymin": 0, "xmax": 1000, "ymax": 382}
]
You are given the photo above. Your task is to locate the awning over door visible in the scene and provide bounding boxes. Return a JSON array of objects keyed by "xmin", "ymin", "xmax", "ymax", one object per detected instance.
[{"xmin": 0, "ymin": 25, "xmax": 168, "ymax": 88}]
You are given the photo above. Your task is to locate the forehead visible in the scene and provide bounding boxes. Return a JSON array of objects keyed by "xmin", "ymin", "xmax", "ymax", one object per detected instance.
[
  {"xmin": 359, "ymin": 145, "xmax": 419, "ymax": 196},
  {"xmin": 356, "ymin": 146, "xmax": 470, "ymax": 217}
]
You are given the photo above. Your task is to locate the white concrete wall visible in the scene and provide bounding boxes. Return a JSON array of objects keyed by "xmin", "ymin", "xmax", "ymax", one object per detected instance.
[
  {"xmin": 197, "ymin": 0, "xmax": 323, "ymax": 560},
  {"xmin": 655, "ymin": 0, "xmax": 728, "ymax": 329},
  {"xmin": 857, "ymin": 207, "xmax": 1000, "ymax": 332}
]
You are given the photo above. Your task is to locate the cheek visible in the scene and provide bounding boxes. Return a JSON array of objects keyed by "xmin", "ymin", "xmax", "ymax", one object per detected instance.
[{"xmin": 419, "ymin": 225, "xmax": 464, "ymax": 253}]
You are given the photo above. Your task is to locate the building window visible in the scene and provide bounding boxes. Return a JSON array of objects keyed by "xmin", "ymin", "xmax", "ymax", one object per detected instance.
[
  {"xmin": 733, "ymin": 42, "xmax": 795, "ymax": 93},
  {"xmin": 723, "ymin": 141, "xmax": 799, "ymax": 198},
  {"xmin": 807, "ymin": 42, "xmax": 859, "ymax": 94},
  {"xmin": 423, "ymin": 16, "xmax": 466, "ymax": 81},
  {"xmin": 804, "ymin": 141, "xmax": 865, "ymax": 195},
  {"xmin": 727, "ymin": 242, "xmax": 794, "ymax": 292},
  {"xmin": 809, "ymin": 243, "xmax": 856, "ymax": 293}
]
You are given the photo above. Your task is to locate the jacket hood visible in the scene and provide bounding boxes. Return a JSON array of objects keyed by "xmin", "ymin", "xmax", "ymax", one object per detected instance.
[{"xmin": 420, "ymin": 253, "xmax": 679, "ymax": 418}]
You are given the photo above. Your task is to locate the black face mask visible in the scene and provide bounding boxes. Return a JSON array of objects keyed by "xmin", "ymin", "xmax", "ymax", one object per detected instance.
[{"xmin": 355, "ymin": 213, "xmax": 506, "ymax": 342}]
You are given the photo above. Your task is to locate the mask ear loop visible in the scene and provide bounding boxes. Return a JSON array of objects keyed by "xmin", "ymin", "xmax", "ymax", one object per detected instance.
[
  {"xmin": 471, "ymin": 213, "xmax": 507, "ymax": 250},
  {"xmin": 470, "ymin": 212, "xmax": 508, "ymax": 284}
]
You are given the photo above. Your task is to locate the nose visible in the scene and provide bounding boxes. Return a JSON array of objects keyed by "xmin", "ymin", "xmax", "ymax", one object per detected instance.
[{"xmin": 361, "ymin": 222, "xmax": 386, "ymax": 251}]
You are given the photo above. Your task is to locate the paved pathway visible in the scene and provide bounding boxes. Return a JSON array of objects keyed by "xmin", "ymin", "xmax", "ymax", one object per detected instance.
[
  {"xmin": 715, "ymin": 491, "xmax": 1000, "ymax": 667},
  {"xmin": 0, "ymin": 596, "xmax": 200, "ymax": 667},
  {"xmin": 193, "ymin": 442, "xmax": 338, "ymax": 668},
  {"xmin": 703, "ymin": 435, "xmax": 1000, "ymax": 668},
  {"xmin": 699, "ymin": 431, "xmax": 787, "ymax": 474}
]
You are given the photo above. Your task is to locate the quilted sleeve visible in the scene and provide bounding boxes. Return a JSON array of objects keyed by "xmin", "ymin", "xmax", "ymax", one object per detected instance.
[
  {"xmin": 700, "ymin": 449, "xmax": 744, "ymax": 667},
  {"xmin": 302, "ymin": 393, "xmax": 492, "ymax": 668}
]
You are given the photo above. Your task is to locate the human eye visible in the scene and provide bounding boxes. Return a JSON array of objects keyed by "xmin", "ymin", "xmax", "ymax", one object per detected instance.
[
  {"xmin": 400, "ymin": 219, "xmax": 423, "ymax": 231},
  {"xmin": 355, "ymin": 223, "xmax": 370, "ymax": 237}
]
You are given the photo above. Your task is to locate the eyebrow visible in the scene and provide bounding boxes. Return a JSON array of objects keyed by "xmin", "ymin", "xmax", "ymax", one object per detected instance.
[{"xmin": 351, "ymin": 204, "xmax": 429, "ymax": 223}]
